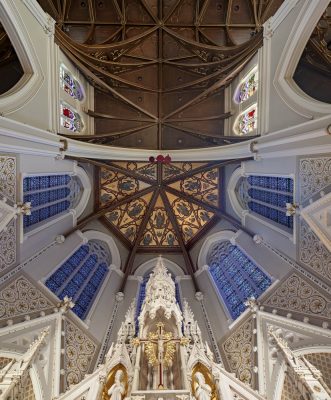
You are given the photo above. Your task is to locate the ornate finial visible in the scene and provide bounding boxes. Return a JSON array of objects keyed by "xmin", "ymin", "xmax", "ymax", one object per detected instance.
[
  {"xmin": 16, "ymin": 202, "xmax": 32, "ymax": 216},
  {"xmin": 286, "ymin": 203, "xmax": 299, "ymax": 216},
  {"xmin": 244, "ymin": 296, "xmax": 258, "ymax": 311},
  {"xmin": 57, "ymin": 296, "xmax": 75, "ymax": 313}
]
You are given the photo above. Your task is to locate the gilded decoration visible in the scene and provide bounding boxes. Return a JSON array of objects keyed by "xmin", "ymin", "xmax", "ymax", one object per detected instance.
[
  {"xmin": 102, "ymin": 364, "xmax": 128, "ymax": 400},
  {"xmin": 0, "ymin": 275, "xmax": 53, "ymax": 320},
  {"xmin": 221, "ymin": 316, "xmax": 255, "ymax": 387},
  {"xmin": 162, "ymin": 163, "xmax": 207, "ymax": 180},
  {"xmin": 99, "ymin": 161, "xmax": 220, "ymax": 249},
  {"xmin": 105, "ymin": 192, "xmax": 153, "ymax": 243},
  {"xmin": 168, "ymin": 168, "xmax": 219, "ymax": 207},
  {"xmin": 262, "ymin": 272, "xmax": 331, "ymax": 319},
  {"xmin": 299, "ymin": 220, "xmax": 331, "ymax": 284},
  {"xmin": 191, "ymin": 363, "xmax": 217, "ymax": 400},
  {"xmin": 100, "ymin": 168, "xmax": 149, "ymax": 207},
  {"xmin": 111, "ymin": 162, "xmax": 157, "ymax": 181},
  {"xmin": 64, "ymin": 319, "xmax": 97, "ymax": 389},
  {"xmin": 140, "ymin": 195, "xmax": 179, "ymax": 247},
  {"xmin": 167, "ymin": 192, "xmax": 214, "ymax": 243}
]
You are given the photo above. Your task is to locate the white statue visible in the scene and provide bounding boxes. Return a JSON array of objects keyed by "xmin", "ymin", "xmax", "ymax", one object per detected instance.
[
  {"xmin": 108, "ymin": 370, "xmax": 125, "ymax": 400},
  {"xmin": 194, "ymin": 372, "xmax": 212, "ymax": 400}
]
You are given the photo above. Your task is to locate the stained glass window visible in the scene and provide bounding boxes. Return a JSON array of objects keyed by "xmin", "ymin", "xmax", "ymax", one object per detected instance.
[
  {"xmin": 45, "ymin": 240, "xmax": 110, "ymax": 319},
  {"xmin": 236, "ymin": 69, "xmax": 258, "ymax": 104},
  {"xmin": 60, "ymin": 102, "xmax": 83, "ymax": 133},
  {"xmin": 246, "ymin": 175, "xmax": 294, "ymax": 229},
  {"xmin": 235, "ymin": 105, "xmax": 257, "ymax": 135},
  {"xmin": 208, "ymin": 241, "xmax": 271, "ymax": 319},
  {"xmin": 23, "ymin": 174, "xmax": 81, "ymax": 230},
  {"xmin": 60, "ymin": 65, "xmax": 84, "ymax": 101}
]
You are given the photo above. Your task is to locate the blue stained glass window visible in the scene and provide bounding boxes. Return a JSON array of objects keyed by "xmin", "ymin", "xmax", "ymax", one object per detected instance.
[
  {"xmin": 246, "ymin": 175, "xmax": 294, "ymax": 229},
  {"xmin": 45, "ymin": 241, "xmax": 109, "ymax": 320},
  {"xmin": 23, "ymin": 175, "xmax": 74, "ymax": 229},
  {"xmin": 208, "ymin": 241, "xmax": 271, "ymax": 320}
]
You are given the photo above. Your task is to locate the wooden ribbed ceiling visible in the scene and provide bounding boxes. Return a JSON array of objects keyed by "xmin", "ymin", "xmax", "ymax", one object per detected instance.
[{"xmin": 38, "ymin": 0, "xmax": 284, "ymax": 149}]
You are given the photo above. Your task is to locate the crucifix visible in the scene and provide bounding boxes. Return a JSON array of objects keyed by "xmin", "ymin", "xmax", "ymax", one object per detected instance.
[{"xmin": 132, "ymin": 322, "xmax": 189, "ymax": 389}]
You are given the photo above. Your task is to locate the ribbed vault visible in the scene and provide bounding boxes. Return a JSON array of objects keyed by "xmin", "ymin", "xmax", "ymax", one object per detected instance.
[{"xmin": 38, "ymin": 0, "xmax": 283, "ymax": 149}]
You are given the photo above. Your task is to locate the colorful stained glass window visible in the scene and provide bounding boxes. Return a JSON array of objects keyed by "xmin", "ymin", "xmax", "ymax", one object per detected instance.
[
  {"xmin": 60, "ymin": 102, "xmax": 83, "ymax": 133},
  {"xmin": 208, "ymin": 241, "xmax": 271, "ymax": 319},
  {"xmin": 23, "ymin": 174, "xmax": 76, "ymax": 229},
  {"xmin": 246, "ymin": 175, "xmax": 294, "ymax": 229},
  {"xmin": 45, "ymin": 240, "xmax": 110, "ymax": 319},
  {"xmin": 60, "ymin": 65, "xmax": 84, "ymax": 101},
  {"xmin": 235, "ymin": 105, "xmax": 257, "ymax": 135},
  {"xmin": 237, "ymin": 69, "xmax": 258, "ymax": 103}
]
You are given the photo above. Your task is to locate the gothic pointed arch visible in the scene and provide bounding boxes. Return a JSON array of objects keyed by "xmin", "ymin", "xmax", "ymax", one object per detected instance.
[
  {"xmin": 198, "ymin": 230, "xmax": 272, "ymax": 320},
  {"xmin": 0, "ymin": 0, "xmax": 44, "ymax": 115},
  {"xmin": 43, "ymin": 229, "xmax": 120, "ymax": 321},
  {"xmin": 273, "ymin": 0, "xmax": 331, "ymax": 117}
]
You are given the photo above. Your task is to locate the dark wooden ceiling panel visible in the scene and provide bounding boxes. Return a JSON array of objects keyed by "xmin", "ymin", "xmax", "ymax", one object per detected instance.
[{"xmin": 39, "ymin": 0, "xmax": 284, "ymax": 149}]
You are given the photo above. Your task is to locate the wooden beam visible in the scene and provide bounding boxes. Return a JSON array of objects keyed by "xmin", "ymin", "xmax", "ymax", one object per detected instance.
[
  {"xmin": 160, "ymin": 189, "xmax": 200, "ymax": 291},
  {"xmin": 64, "ymin": 186, "xmax": 154, "ymax": 238},
  {"xmin": 165, "ymin": 186, "xmax": 246, "ymax": 232},
  {"xmin": 120, "ymin": 189, "xmax": 160, "ymax": 290},
  {"xmin": 65, "ymin": 156, "xmax": 156, "ymax": 185}
]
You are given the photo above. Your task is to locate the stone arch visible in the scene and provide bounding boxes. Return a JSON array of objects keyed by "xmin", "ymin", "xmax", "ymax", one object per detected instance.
[
  {"xmin": 0, "ymin": 0, "xmax": 44, "ymax": 115},
  {"xmin": 273, "ymin": 0, "xmax": 331, "ymax": 118}
]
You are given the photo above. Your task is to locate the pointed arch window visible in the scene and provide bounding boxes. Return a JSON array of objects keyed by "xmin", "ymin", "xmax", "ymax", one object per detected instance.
[
  {"xmin": 45, "ymin": 240, "xmax": 110, "ymax": 319},
  {"xmin": 23, "ymin": 174, "xmax": 82, "ymax": 231},
  {"xmin": 234, "ymin": 104, "xmax": 257, "ymax": 135},
  {"xmin": 208, "ymin": 241, "xmax": 271, "ymax": 319},
  {"xmin": 246, "ymin": 175, "xmax": 294, "ymax": 229},
  {"xmin": 235, "ymin": 67, "xmax": 258, "ymax": 104},
  {"xmin": 60, "ymin": 65, "xmax": 84, "ymax": 101},
  {"xmin": 60, "ymin": 102, "xmax": 83, "ymax": 133}
]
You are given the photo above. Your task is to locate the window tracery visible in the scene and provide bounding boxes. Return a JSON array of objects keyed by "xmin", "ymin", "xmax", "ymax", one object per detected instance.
[
  {"xmin": 23, "ymin": 174, "xmax": 81, "ymax": 230},
  {"xmin": 45, "ymin": 240, "xmax": 111, "ymax": 319},
  {"xmin": 207, "ymin": 241, "xmax": 271, "ymax": 319}
]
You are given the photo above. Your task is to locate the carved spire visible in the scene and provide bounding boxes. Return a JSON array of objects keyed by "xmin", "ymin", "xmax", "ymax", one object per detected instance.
[
  {"xmin": 268, "ymin": 327, "xmax": 331, "ymax": 399},
  {"xmin": 138, "ymin": 256, "xmax": 182, "ymax": 327},
  {"xmin": 0, "ymin": 328, "xmax": 49, "ymax": 399}
]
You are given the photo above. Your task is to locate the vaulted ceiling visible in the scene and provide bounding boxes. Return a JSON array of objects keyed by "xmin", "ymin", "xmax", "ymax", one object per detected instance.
[{"xmin": 38, "ymin": 0, "xmax": 284, "ymax": 149}]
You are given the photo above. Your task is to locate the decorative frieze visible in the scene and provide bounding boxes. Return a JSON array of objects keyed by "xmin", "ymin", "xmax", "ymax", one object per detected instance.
[
  {"xmin": 221, "ymin": 316, "xmax": 255, "ymax": 387},
  {"xmin": 299, "ymin": 221, "xmax": 331, "ymax": 284},
  {"xmin": 262, "ymin": 272, "xmax": 331, "ymax": 319},
  {"xmin": 299, "ymin": 156, "xmax": 331, "ymax": 203},
  {"xmin": 63, "ymin": 319, "xmax": 97, "ymax": 389},
  {"xmin": 0, "ymin": 275, "xmax": 53, "ymax": 320}
]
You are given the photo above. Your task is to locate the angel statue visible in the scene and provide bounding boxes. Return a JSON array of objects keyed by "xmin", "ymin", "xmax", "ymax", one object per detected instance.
[
  {"xmin": 108, "ymin": 370, "xmax": 125, "ymax": 400},
  {"xmin": 194, "ymin": 372, "xmax": 212, "ymax": 400}
]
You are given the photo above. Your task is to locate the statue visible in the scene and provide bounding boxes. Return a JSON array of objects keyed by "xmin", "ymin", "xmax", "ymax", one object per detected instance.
[
  {"xmin": 108, "ymin": 370, "xmax": 125, "ymax": 400},
  {"xmin": 194, "ymin": 372, "xmax": 212, "ymax": 400}
]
